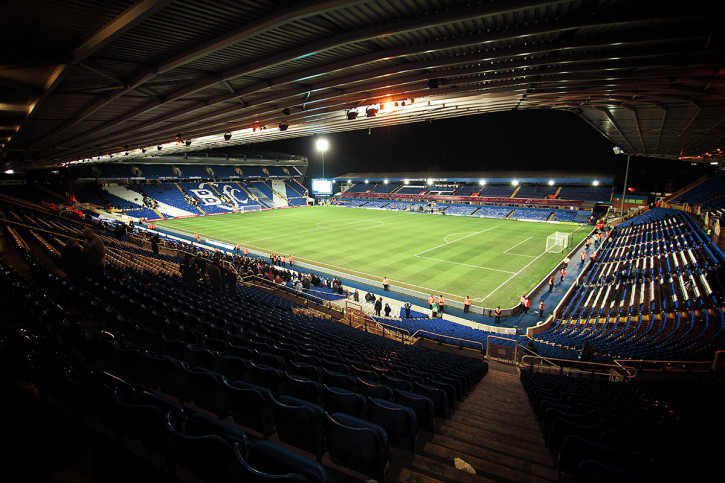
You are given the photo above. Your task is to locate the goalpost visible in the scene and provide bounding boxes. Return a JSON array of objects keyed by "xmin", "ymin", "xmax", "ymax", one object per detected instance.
[{"xmin": 546, "ymin": 231, "xmax": 573, "ymax": 253}]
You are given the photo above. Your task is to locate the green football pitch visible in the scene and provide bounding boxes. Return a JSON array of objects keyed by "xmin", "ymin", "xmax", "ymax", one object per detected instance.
[{"xmin": 156, "ymin": 206, "xmax": 588, "ymax": 308}]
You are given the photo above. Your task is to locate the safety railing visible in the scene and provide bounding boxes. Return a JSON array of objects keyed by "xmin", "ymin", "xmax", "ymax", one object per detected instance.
[
  {"xmin": 521, "ymin": 355, "xmax": 638, "ymax": 382},
  {"xmin": 412, "ymin": 329, "xmax": 484, "ymax": 352}
]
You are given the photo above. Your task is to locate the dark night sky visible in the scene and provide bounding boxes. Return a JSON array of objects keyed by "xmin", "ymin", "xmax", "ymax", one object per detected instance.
[{"xmin": 254, "ymin": 110, "xmax": 713, "ymax": 193}]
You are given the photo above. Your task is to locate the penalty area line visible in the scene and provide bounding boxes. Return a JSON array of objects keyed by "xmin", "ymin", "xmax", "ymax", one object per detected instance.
[{"xmin": 478, "ymin": 248, "xmax": 551, "ymax": 303}]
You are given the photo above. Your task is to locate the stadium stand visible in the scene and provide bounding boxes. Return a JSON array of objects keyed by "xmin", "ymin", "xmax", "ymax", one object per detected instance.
[
  {"xmin": 558, "ymin": 185, "xmax": 612, "ymax": 202},
  {"xmin": 0, "ymin": 183, "xmax": 64, "ymax": 205},
  {"xmin": 68, "ymin": 160, "xmax": 307, "ymax": 220},
  {"xmin": 534, "ymin": 208, "xmax": 725, "ymax": 363},
  {"xmin": 670, "ymin": 171, "xmax": 725, "ymax": 207},
  {"xmin": 2, "ymin": 180, "xmax": 724, "ymax": 482},
  {"xmin": 395, "ymin": 186, "xmax": 428, "ymax": 195},
  {"xmin": 334, "ymin": 178, "xmax": 607, "ymax": 224},
  {"xmin": 511, "ymin": 208, "xmax": 553, "ymax": 221},
  {"xmin": 452, "ymin": 184, "xmax": 482, "ymax": 196},
  {"xmin": 514, "ymin": 185, "xmax": 558, "ymax": 199},
  {"xmin": 0, "ymin": 197, "xmax": 499, "ymax": 481}
]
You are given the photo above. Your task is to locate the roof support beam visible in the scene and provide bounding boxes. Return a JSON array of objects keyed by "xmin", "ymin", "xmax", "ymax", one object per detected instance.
[{"xmin": 6, "ymin": 0, "xmax": 172, "ymax": 149}]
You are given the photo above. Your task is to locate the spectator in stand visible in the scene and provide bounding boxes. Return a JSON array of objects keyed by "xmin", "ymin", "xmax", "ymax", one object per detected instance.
[
  {"xmin": 495, "ymin": 306, "xmax": 502, "ymax": 324},
  {"xmin": 374, "ymin": 297, "xmax": 383, "ymax": 316},
  {"xmin": 59, "ymin": 237, "xmax": 84, "ymax": 281},
  {"xmin": 151, "ymin": 234, "xmax": 160, "ymax": 255},
  {"xmin": 181, "ymin": 254, "xmax": 197, "ymax": 289},
  {"xmin": 438, "ymin": 295, "xmax": 445, "ymax": 314},
  {"xmin": 384, "ymin": 303, "xmax": 391, "ymax": 317},
  {"xmin": 463, "ymin": 296, "xmax": 471, "ymax": 313},
  {"xmin": 81, "ymin": 228, "xmax": 105, "ymax": 279},
  {"xmin": 404, "ymin": 302, "xmax": 411, "ymax": 318},
  {"xmin": 207, "ymin": 260, "xmax": 222, "ymax": 295},
  {"xmin": 383, "ymin": 276, "xmax": 389, "ymax": 291}
]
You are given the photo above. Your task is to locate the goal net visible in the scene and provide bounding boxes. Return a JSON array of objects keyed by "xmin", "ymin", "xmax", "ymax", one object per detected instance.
[{"xmin": 546, "ymin": 231, "xmax": 572, "ymax": 253}]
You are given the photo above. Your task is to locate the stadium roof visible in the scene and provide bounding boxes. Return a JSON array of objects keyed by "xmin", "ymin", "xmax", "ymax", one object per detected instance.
[{"xmin": 2, "ymin": 0, "xmax": 723, "ymax": 171}]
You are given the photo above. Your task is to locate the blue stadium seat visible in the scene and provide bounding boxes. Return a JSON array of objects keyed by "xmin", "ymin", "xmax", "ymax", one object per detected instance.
[
  {"xmin": 272, "ymin": 395, "xmax": 326, "ymax": 460},
  {"xmin": 366, "ymin": 397, "xmax": 418, "ymax": 451},
  {"xmin": 323, "ymin": 385, "xmax": 366, "ymax": 418},
  {"xmin": 324, "ymin": 412, "xmax": 389, "ymax": 482}
]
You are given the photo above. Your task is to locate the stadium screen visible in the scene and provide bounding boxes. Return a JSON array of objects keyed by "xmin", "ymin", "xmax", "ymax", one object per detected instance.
[{"xmin": 311, "ymin": 178, "xmax": 333, "ymax": 195}]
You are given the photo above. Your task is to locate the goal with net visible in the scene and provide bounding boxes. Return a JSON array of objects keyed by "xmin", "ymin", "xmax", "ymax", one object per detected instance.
[{"xmin": 546, "ymin": 231, "xmax": 573, "ymax": 253}]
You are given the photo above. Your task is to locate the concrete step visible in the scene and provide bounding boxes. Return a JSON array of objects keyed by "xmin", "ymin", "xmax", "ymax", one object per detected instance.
[
  {"xmin": 447, "ymin": 410, "xmax": 541, "ymax": 441},
  {"xmin": 429, "ymin": 431, "xmax": 554, "ymax": 471},
  {"xmin": 422, "ymin": 441, "xmax": 559, "ymax": 483},
  {"xmin": 401, "ymin": 452, "xmax": 493, "ymax": 483}
]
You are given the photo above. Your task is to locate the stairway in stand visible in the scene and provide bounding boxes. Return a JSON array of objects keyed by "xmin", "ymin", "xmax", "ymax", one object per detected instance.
[{"xmin": 393, "ymin": 361, "xmax": 558, "ymax": 482}]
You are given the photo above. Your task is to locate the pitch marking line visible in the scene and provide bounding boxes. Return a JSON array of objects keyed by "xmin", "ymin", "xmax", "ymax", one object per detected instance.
[
  {"xmin": 415, "ymin": 255, "xmax": 517, "ymax": 274},
  {"xmin": 414, "ymin": 226, "xmax": 499, "ymax": 257},
  {"xmin": 477, "ymin": 247, "xmax": 551, "ymax": 303},
  {"xmin": 503, "ymin": 237, "xmax": 537, "ymax": 257}
]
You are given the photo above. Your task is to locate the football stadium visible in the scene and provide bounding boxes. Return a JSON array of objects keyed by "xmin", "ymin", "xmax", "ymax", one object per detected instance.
[{"xmin": 1, "ymin": 2, "xmax": 724, "ymax": 483}]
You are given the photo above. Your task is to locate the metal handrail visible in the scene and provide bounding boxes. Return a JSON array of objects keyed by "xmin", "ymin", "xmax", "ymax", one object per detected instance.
[
  {"xmin": 521, "ymin": 354, "xmax": 638, "ymax": 381},
  {"xmin": 612, "ymin": 358, "xmax": 712, "ymax": 371},
  {"xmin": 411, "ymin": 329, "xmax": 484, "ymax": 351},
  {"xmin": 375, "ymin": 321, "xmax": 413, "ymax": 343}
]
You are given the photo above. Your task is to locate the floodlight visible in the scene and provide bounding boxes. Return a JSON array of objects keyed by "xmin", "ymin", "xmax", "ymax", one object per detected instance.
[
  {"xmin": 427, "ymin": 179, "xmax": 433, "ymax": 186},
  {"xmin": 479, "ymin": 179, "xmax": 486, "ymax": 185},
  {"xmin": 365, "ymin": 107, "xmax": 378, "ymax": 117},
  {"xmin": 365, "ymin": 179, "xmax": 369, "ymax": 184},
  {"xmin": 512, "ymin": 179, "xmax": 519, "ymax": 186},
  {"xmin": 384, "ymin": 179, "xmax": 388, "ymax": 184},
  {"xmin": 185, "ymin": 140, "xmax": 192, "ymax": 146},
  {"xmin": 224, "ymin": 133, "xmax": 232, "ymax": 141},
  {"xmin": 592, "ymin": 180, "xmax": 599, "ymax": 186},
  {"xmin": 404, "ymin": 179, "xmax": 409, "ymax": 185},
  {"xmin": 157, "ymin": 145, "xmax": 162, "ymax": 150},
  {"xmin": 316, "ymin": 138, "xmax": 329, "ymax": 152},
  {"xmin": 141, "ymin": 148, "xmax": 146, "ymax": 153},
  {"xmin": 612, "ymin": 146, "xmax": 625, "ymax": 154},
  {"xmin": 347, "ymin": 109, "xmax": 358, "ymax": 120},
  {"xmin": 548, "ymin": 179, "xmax": 555, "ymax": 186}
]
